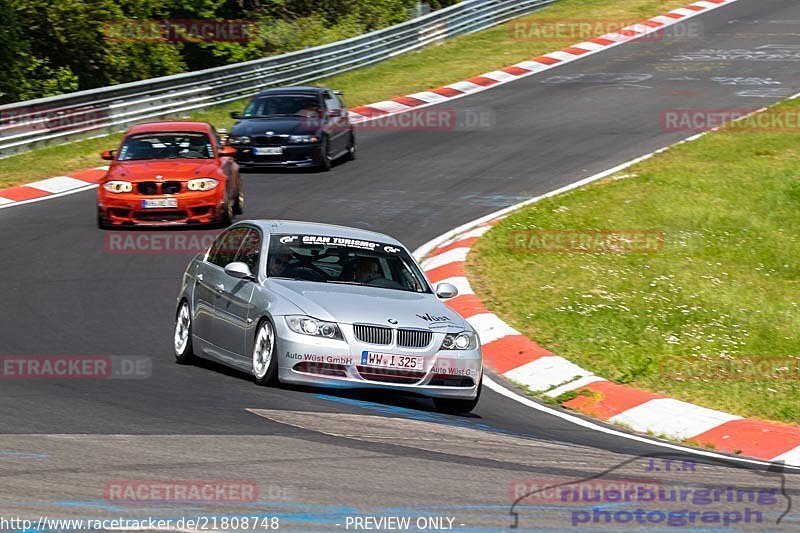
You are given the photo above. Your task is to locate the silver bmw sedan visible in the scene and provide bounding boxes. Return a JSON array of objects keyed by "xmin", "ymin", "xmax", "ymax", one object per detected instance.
[{"xmin": 174, "ymin": 220, "xmax": 483, "ymax": 412}]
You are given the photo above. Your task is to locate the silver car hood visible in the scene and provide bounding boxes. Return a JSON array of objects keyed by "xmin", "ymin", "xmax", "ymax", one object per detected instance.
[{"xmin": 266, "ymin": 279, "xmax": 468, "ymax": 330}]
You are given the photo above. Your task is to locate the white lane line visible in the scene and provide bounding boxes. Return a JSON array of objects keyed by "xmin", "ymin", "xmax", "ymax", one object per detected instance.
[
  {"xmin": 484, "ymin": 376, "xmax": 800, "ymax": 469},
  {"xmin": 0, "ymin": 197, "xmax": 13, "ymax": 206}
]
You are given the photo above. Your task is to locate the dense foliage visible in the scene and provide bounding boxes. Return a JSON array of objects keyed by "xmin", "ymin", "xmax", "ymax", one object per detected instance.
[{"xmin": 0, "ymin": 0, "xmax": 457, "ymax": 104}]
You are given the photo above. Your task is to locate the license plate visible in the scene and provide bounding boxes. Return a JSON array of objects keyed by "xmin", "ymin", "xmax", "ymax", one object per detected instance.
[
  {"xmin": 141, "ymin": 198, "xmax": 178, "ymax": 209},
  {"xmin": 361, "ymin": 351, "xmax": 424, "ymax": 371},
  {"xmin": 254, "ymin": 147, "xmax": 283, "ymax": 155}
]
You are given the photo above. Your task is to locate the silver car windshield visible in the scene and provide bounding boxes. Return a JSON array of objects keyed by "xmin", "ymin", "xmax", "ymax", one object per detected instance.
[{"xmin": 267, "ymin": 234, "xmax": 431, "ymax": 293}]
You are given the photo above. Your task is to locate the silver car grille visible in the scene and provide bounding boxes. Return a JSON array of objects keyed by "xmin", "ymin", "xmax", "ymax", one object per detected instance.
[
  {"xmin": 397, "ymin": 329, "xmax": 432, "ymax": 348},
  {"xmin": 353, "ymin": 324, "xmax": 393, "ymax": 345},
  {"xmin": 353, "ymin": 325, "xmax": 432, "ymax": 348}
]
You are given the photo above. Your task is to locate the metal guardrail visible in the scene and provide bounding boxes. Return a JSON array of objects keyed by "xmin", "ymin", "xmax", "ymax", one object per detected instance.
[{"xmin": 0, "ymin": 0, "xmax": 556, "ymax": 158}]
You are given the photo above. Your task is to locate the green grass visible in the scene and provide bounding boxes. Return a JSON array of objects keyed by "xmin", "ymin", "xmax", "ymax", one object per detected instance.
[
  {"xmin": 0, "ymin": 0, "xmax": 689, "ymax": 187},
  {"xmin": 468, "ymin": 98, "xmax": 800, "ymax": 424}
]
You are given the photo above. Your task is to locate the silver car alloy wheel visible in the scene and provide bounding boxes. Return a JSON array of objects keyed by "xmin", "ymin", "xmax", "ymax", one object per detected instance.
[
  {"xmin": 253, "ymin": 321, "xmax": 274, "ymax": 379},
  {"xmin": 174, "ymin": 302, "xmax": 191, "ymax": 355}
]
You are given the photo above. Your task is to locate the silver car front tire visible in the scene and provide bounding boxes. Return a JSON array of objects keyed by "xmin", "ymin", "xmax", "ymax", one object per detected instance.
[{"xmin": 253, "ymin": 319, "xmax": 278, "ymax": 385}]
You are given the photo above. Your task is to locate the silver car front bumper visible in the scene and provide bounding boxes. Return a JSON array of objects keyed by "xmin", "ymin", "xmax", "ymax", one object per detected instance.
[{"xmin": 274, "ymin": 321, "xmax": 482, "ymax": 400}]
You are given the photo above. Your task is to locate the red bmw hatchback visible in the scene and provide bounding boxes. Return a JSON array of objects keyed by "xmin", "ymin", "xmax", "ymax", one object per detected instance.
[{"xmin": 96, "ymin": 122, "xmax": 242, "ymax": 228}]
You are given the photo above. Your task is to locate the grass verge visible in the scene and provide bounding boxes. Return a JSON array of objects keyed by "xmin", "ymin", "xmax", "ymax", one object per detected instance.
[
  {"xmin": 468, "ymin": 98, "xmax": 800, "ymax": 424},
  {"xmin": 0, "ymin": 0, "xmax": 689, "ymax": 187}
]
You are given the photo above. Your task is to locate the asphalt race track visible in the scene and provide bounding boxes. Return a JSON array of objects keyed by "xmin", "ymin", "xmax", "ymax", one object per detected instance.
[{"xmin": 1, "ymin": 0, "xmax": 799, "ymax": 529}]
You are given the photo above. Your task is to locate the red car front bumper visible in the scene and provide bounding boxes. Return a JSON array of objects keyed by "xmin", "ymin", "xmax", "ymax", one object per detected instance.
[{"xmin": 97, "ymin": 189, "xmax": 226, "ymax": 226}]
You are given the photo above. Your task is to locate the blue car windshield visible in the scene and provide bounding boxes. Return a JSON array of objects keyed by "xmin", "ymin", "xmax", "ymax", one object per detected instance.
[
  {"xmin": 243, "ymin": 95, "xmax": 323, "ymax": 118},
  {"xmin": 267, "ymin": 234, "xmax": 431, "ymax": 293}
]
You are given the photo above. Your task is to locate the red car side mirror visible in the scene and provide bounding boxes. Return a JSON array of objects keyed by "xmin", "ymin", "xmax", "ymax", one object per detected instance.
[
  {"xmin": 219, "ymin": 146, "xmax": 237, "ymax": 157},
  {"xmin": 100, "ymin": 150, "xmax": 116, "ymax": 161}
]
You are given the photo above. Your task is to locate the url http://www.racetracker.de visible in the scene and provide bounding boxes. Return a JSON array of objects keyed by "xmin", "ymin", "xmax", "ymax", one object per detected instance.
[{"xmin": 0, "ymin": 516, "xmax": 282, "ymax": 531}]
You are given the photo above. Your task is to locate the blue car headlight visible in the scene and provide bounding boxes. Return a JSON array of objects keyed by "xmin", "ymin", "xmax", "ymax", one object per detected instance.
[
  {"xmin": 288, "ymin": 135, "xmax": 320, "ymax": 144},
  {"xmin": 285, "ymin": 315, "xmax": 343, "ymax": 339}
]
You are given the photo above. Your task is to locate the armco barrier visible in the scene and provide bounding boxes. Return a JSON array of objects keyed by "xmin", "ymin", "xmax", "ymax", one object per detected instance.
[{"xmin": 0, "ymin": 0, "xmax": 556, "ymax": 158}]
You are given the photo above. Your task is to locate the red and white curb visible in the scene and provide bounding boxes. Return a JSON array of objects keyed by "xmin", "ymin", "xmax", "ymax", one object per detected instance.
[
  {"xmin": 348, "ymin": 0, "xmax": 741, "ymax": 123},
  {"xmin": 0, "ymin": 0, "xmax": 740, "ymax": 209},
  {"xmin": 414, "ymin": 176, "xmax": 800, "ymax": 470},
  {"xmin": 0, "ymin": 167, "xmax": 107, "ymax": 210}
]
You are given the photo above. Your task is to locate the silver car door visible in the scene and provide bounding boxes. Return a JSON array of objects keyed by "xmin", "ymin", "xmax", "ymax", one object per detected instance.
[
  {"xmin": 204, "ymin": 227, "xmax": 249, "ymax": 348},
  {"xmin": 192, "ymin": 230, "xmax": 234, "ymax": 342},
  {"xmin": 214, "ymin": 228, "xmax": 261, "ymax": 357}
]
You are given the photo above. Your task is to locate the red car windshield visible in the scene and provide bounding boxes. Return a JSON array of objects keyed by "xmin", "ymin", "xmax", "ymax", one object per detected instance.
[{"xmin": 118, "ymin": 132, "xmax": 214, "ymax": 161}]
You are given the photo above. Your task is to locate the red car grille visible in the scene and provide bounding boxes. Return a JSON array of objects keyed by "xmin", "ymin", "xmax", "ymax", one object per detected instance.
[
  {"xmin": 133, "ymin": 210, "xmax": 188, "ymax": 222},
  {"xmin": 136, "ymin": 181, "xmax": 182, "ymax": 195}
]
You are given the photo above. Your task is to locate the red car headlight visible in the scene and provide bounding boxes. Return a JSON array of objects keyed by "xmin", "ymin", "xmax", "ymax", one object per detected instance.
[
  {"xmin": 103, "ymin": 181, "xmax": 133, "ymax": 193},
  {"xmin": 187, "ymin": 178, "xmax": 219, "ymax": 191}
]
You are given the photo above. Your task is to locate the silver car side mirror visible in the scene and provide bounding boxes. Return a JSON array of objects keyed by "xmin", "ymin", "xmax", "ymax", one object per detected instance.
[
  {"xmin": 224, "ymin": 262, "xmax": 254, "ymax": 280},
  {"xmin": 435, "ymin": 282, "xmax": 458, "ymax": 299}
]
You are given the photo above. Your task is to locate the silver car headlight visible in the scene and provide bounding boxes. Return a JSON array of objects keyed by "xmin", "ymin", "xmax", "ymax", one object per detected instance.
[
  {"xmin": 288, "ymin": 135, "xmax": 319, "ymax": 144},
  {"xmin": 187, "ymin": 178, "xmax": 218, "ymax": 191},
  {"xmin": 285, "ymin": 315, "xmax": 343, "ymax": 340},
  {"xmin": 103, "ymin": 180, "xmax": 133, "ymax": 193},
  {"xmin": 441, "ymin": 331, "xmax": 477, "ymax": 350},
  {"xmin": 228, "ymin": 136, "xmax": 251, "ymax": 145}
]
